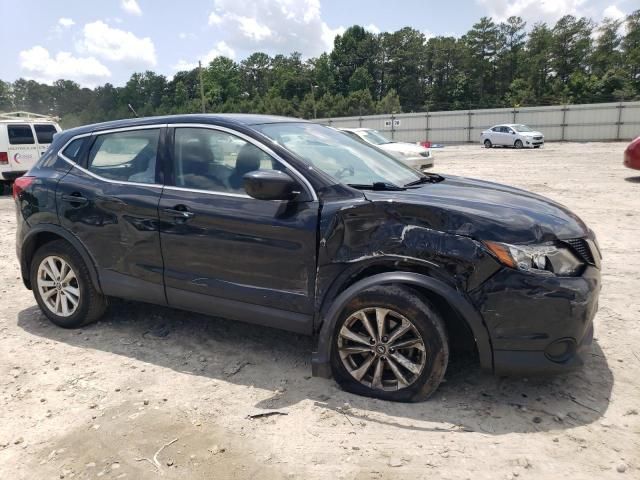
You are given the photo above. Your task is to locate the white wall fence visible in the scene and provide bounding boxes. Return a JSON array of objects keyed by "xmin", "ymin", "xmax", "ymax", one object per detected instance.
[{"xmin": 315, "ymin": 101, "xmax": 640, "ymax": 144}]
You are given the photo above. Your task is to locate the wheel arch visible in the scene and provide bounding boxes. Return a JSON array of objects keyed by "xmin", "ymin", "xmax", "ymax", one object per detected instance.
[
  {"xmin": 20, "ymin": 225, "xmax": 102, "ymax": 294},
  {"xmin": 312, "ymin": 271, "xmax": 494, "ymax": 378}
]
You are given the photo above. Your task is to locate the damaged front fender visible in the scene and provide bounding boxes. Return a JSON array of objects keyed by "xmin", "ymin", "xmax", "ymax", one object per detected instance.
[{"xmin": 311, "ymin": 197, "xmax": 501, "ymax": 377}]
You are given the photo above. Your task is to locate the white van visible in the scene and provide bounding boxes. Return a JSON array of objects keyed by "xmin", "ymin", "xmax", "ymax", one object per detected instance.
[{"xmin": 0, "ymin": 112, "xmax": 62, "ymax": 188}]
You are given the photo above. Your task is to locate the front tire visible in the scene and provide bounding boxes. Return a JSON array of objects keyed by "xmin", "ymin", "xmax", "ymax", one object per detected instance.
[
  {"xmin": 514, "ymin": 139, "xmax": 523, "ymax": 149},
  {"xmin": 484, "ymin": 139, "xmax": 492, "ymax": 148},
  {"xmin": 330, "ymin": 286, "xmax": 449, "ymax": 402},
  {"xmin": 31, "ymin": 240, "xmax": 107, "ymax": 328}
]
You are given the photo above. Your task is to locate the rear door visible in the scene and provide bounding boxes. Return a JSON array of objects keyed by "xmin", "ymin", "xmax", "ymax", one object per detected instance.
[
  {"xmin": 158, "ymin": 124, "xmax": 319, "ymax": 334},
  {"xmin": 6, "ymin": 124, "xmax": 39, "ymax": 172},
  {"xmin": 56, "ymin": 126, "xmax": 167, "ymax": 304},
  {"xmin": 33, "ymin": 123, "xmax": 60, "ymax": 157}
]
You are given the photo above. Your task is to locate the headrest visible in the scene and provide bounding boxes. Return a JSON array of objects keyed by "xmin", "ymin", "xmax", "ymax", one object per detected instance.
[{"xmin": 235, "ymin": 144, "xmax": 262, "ymax": 174}]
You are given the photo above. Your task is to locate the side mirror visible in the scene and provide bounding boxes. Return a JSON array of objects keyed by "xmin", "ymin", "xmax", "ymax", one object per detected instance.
[
  {"xmin": 243, "ymin": 169, "xmax": 300, "ymax": 201},
  {"xmin": 511, "ymin": 131, "xmax": 515, "ymax": 134}
]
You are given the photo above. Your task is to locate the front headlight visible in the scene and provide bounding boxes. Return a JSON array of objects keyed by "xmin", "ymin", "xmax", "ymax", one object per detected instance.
[{"xmin": 484, "ymin": 241, "xmax": 584, "ymax": 276}]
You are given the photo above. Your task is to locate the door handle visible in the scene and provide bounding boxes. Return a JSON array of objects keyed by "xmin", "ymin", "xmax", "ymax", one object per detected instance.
[
  {"xmin": 163, "ymin": 207, "xmax": 195, "ymax": 220},
  {"xmin": 61, "ymin": 194, "xmax": 88, "ymax": 205}
]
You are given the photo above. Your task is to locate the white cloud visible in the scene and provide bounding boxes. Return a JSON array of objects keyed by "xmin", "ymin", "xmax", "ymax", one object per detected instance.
[
  {"xmin": 234, "ymin": 16, "xmax": 273, "ymax": 41},
  {"xmin": 476, "ymin": 0, "xmax": 587, "ymax": 24},
  {"xmin": 121, "ymin": 0, "xmax": 142, "ymax": 16},
  {"xmin": 322, "ymin": 23, "xmax": 346, "ymax": 50},
  {"xmin": 207, "ymin": 0, "xmax": 344, "ymax": 57},
  {"xmin": 603, "ymin": 5, "xmax": 625, "ymax": 20},
  {"xmin": 208, "ymin": 12, "xmax": 223, "ymax": 25},
  {"xmin": 204, "ymin": 41, "xmax": 236, "ymax": 61},
  {"xmin": 364, "ymin": 24, "xmax": 381, "ymax": 35},
  {"xmin": 19, "ymin": 46, "xmax": 111, "ymax": 86},
  {"xmin": 58, "ymin": 18, "xmax": 75, "ymax": 28},
  {"xmin": 80, "ymin": 21, "xmax": 157, "ymax": 67},
  {"xmin": 173, "ymin": 41, "xmax": 236, "ymax": 71}
]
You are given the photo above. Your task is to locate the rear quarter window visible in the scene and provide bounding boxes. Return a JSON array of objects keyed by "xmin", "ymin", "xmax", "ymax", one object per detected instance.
[
  {"xmin": 8, "ymin": 124, "xmax": 35, "ymax": 144},
  {"xmin": 60, "ymin": 138, "xmax": 86, "ymax": 162},
  {"xmin": 34, "ymin": 124, "xmax": 58, "ymax": 144}
]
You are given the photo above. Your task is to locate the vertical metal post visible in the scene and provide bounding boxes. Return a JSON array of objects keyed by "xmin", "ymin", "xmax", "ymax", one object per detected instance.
[
  {"xmin": 425, "ymin": 110, "xmax": 429, "ymax": 142},
  {"xmin": 467, "ymin": 110, "xmax": 473, "ymax": 143},
  {"xmin": 512, "ymin": 107, "xmax": 517, "ymax": 123},
  {"xmin": 561, "ymin": 105, "xmax": 567, "ymax": 142},
  {"xmin": 359, "ymin": 117, "xmax": 363, "ymax": 127},
  {"xmin": 199, "ymin": 61, "xmax": 206, "ymax": 114},
  {"xmin": 616, "ymin": 102, "xmax": 624, "ymax": 140},
  {"xmin": 391, "ymin": 114, "xmax": 395, "ymax": 140}
]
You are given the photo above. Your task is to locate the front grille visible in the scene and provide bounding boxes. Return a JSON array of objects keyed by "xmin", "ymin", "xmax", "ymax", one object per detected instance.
[
  {"xmin": 533, "ymin": 136, "xmax": 543, "ymax": 140},
  {"xmin": 565, "ymin": 238, "xmax": 595, "ymax": 265}
]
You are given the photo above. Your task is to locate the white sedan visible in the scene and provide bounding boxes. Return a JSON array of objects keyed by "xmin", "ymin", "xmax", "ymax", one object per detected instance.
[
  {"xmin": 339, "ymin": 128, "xmax": 434, "ymax": 170},
  {"xmin": 481, "ymin": 124, "xmax": 544, "ymax": 149}
]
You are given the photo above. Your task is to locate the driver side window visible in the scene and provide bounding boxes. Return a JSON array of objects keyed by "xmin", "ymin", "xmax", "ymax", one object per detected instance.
[{"xmin": 173, "ymin": 127, "xmax": 278, "ymax": 193}]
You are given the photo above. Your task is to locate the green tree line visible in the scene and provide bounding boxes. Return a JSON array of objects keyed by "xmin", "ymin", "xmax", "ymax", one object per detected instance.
[{"xmin": 1, "ymin": 11, "xmax": 639, "ymax": 128}]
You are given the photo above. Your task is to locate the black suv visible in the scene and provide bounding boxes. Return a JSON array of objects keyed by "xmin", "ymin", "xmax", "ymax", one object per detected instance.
[{"xmin": 14, "ymin": 115, "xmax": 601, "ymax": 402}]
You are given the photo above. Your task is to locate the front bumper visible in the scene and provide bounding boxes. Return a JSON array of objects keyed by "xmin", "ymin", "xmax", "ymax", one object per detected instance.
[
  {"xmin": 524, "ymin": 138, "xmax": 544, "ymax": 148},
  {"xmin": 402, "ymin": 156, "xmax": 434, "ymax": 170},
  {"xmin": 470, "ymin": 265, "xmax": 601, "ymax": 375}
]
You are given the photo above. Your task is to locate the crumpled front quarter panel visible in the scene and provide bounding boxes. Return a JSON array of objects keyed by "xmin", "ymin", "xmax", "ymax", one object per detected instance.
[{"xmin": 316, "ymin": 197, "xmax": 501, "ymax": 310}]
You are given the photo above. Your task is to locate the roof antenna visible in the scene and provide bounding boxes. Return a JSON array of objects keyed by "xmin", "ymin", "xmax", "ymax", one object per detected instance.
[{"xmin": 127, "ymin": 103, "xmax": 139, "ymax": 118}]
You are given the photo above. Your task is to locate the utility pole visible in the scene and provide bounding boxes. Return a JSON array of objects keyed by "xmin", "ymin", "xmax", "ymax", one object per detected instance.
[
  {"xmin": 310, "ymin": 83, "xmax": 318, "ymax": 119},
  {"xmin": 199, "ymin": 60, "xmax": 206, "ymax": 113}
]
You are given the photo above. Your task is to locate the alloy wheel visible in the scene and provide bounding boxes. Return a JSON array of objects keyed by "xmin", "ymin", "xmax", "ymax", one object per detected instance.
[
  {"xmin": 37, "ymin": 256, "xmax": 80, "ymax": 317},
  {"xmin": 337, "ymin": 307, "xmax": 427, "ymax": 391}
]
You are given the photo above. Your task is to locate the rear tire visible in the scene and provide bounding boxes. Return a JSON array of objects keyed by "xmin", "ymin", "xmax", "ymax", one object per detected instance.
[
  {"xmin": 330, "ymin": 286, "xmax": 449, "ymax": 402},
  {"xmin": 514, "ymin": 139, "xmax": 523, "ymax": 149},
  {"xmin": 31, "ymin": 239, "xmax": 107, "ymax": 328},
  {"xmin": 484, "ymin": 139, "xmax": 492, "ymax": 148}
]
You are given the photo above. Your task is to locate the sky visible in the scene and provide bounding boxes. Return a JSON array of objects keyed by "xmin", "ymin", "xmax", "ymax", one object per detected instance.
[{"xmin": 0, "ymin": 0, "xmax": 636, "ymax": 88}]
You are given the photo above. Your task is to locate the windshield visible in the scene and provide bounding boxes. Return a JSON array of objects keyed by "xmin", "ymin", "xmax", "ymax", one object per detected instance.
[
  {"xmin": 357, "ymin": 129, "xmax": 392, "ymax": 145},
  {"xmin": 513, "ymin": 124, "xmax": 533, "ymax": 132},
  {"xmin": 256, "ymin": 123, "xmax": 422, "ymax": 187}
]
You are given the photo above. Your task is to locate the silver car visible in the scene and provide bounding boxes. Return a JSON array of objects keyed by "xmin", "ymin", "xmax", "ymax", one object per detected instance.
[{"xmin": 481, "ymin": 124, "xmax": 544, "ymax": 149}]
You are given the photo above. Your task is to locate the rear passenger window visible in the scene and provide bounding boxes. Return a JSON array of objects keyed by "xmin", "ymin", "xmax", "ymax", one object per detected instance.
[
  {"xmin": 34, "ymin": 124, "xmax": 57, "ymax": 144},
  {"xmin": 8, "ymin": 125, "xmax": 35, "ymax": 144},
  {"xmin": 88, "ymin": 129, "xmax": 160, "ymax": 184},
  {"xmin": 61, "ymin": 138, "xmax": 85, "ymax": 162}
]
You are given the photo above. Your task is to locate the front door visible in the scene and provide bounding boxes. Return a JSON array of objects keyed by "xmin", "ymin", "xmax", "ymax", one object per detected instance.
[
  {"xmin": 56, "ymin": 126, "xmax": 166, "ymax": 304},
  {"xmin": 158, "ymin": 125, "xmax": 319, "ymax": 334}
]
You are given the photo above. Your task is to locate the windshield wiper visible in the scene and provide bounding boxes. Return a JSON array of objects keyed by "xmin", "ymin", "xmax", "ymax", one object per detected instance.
[
  {"xmin": 347, "ymin": 182, "xmax": 405, "ymax": 191},
  {"xmin": 404, "ymin": 173, "xmax": 444, "ymax": 187}
]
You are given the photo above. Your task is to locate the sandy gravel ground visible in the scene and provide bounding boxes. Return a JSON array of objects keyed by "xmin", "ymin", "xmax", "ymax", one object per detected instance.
[{"xmin": 0, "ymin": 142, "xmax": 638, "ymax": 479}]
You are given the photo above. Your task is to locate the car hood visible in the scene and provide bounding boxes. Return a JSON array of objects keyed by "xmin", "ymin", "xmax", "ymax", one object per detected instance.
[
  {"xmin": 379, "ymin": 142, "xmax": 428, "ymax": 155},
  {"xmin": 363, "ymin": 175, "xmax": 590, "ymax": 244}
]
